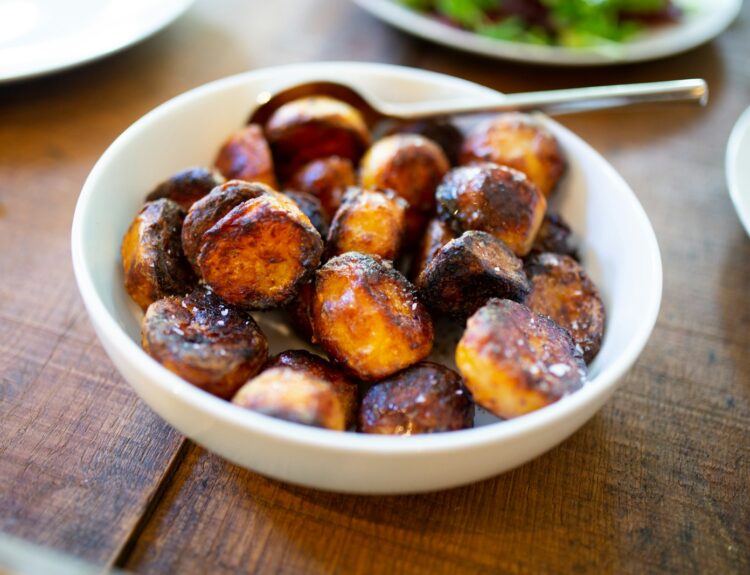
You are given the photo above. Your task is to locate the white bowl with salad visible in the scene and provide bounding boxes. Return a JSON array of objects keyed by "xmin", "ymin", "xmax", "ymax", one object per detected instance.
[{"xmin": 354, "ymin": 0, "xmax": 741, "ymax": 65}]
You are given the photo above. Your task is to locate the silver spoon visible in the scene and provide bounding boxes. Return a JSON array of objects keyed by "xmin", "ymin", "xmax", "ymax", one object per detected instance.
[{"xmin": 249, "ymin": 78, "xmax": 708, "ymax": 126}]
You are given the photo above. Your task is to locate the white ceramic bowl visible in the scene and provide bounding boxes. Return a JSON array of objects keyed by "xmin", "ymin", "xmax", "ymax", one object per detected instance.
[{"xmin": 71, "ymin": 62, "xmax": 662, "ymax": 494}]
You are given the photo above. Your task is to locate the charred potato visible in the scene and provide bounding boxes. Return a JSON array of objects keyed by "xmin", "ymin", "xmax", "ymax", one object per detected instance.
[
  {"xmin": 232, "ymin": 367, "xmax": 345, "ymax": 430},
  {"xmin": 530, "ymin": 212, "xmax": 578, "ymax": 260},
  {"xmin": 288, "ymin": 156, "xmax": 356, "ymax": 218},
  {"xmin": 266, "ymin": 350, "xmax": 358, "ymax": 429},
  {"xmin": 121, "ymin": 198, "xmax": 195, "ymax": 310},
  {"xmin": 460, "ymin": 113, "xmax": 565, "ymax": 197},
  {"xmin": 312, "ymin": 253, "xmax": 433, "ymax": 381},
  {"xmin": 436, "ymin": 164, "xmax": 546, "ymax": 257},
  {"xmin": 360, "ymin": 133, "xmax": 450, "ymax": 245},
  {"xmin": 182, "ymin": 180, "xmax": 270, "ymax": 274},
  {"xmin": 359, "ymin": 362, "xmax": 474, "ymax": 435},
  {"xmin": 525, "ymin": 253, "xmax": 605, "ymax": 364},
  {"xmin": 265, "ymin": 96, "xmax": 371, "ymax": 179},
  {"xmin": 146, "ymin": 167, "xmax": 225, "ymax": 210},
  {"xmin": 283, "ymin": 190, "xmax": 330, "ymax": 239},
  {"xmin": 325, "ymin": 187, "xmax": 408, "ymax": 261},
  {"xmin": 285, "ymin": 279, "xmax": 315, "ymax": 342},
  {"xmin": 386, "ymin": 118, "xmax": 464, "ymax": 166},
  {"xmin": 456, "ymin": 298, "xmax": 586, "ymax": 419},
  {"xmin": 214, "ymin": 124, "xmax": 277, "ymax": 188},
  {"xmin": 198, "ymin": 192, "xmax": 323, "ymax": 309},
  {"xmin": 410, "ymin": 217, "xmax": 456, "ymax": 281},
  {"xmin": 416, "ymin": 231, "xmax": 530, "ymax": 318},
  {"xmin": 141, "ymin": 286, "xmax": 268, "ymax": 398}
]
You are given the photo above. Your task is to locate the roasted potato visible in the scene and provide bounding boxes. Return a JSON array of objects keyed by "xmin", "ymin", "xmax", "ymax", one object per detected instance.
[
  {"xmin": 460, "ymin": 113, "xmax": 565, "ymax": 197},
  {"xmin": 121, "ymin": 198, "xmax": 195, "ymax": 310},
  {"xmin": 232, "ymin": 367, "xmax": 345, "ymax": 430},
  {"xmin": 312, "ymin": 252, "xmax": 433, "ymax": 381},
  {"xmin": 325, "ymin": 187, "xmax": 408, "ymax": 261},
  {"xmin": 285, "ymin": 279, "xmax": 315, "ymax": 342},
  {"xmin": 359, "ymin": 362, "xmax": 474, "ymax": 435},
  {"xmin": 182, "ymin": 180, "xmax": 270, "ymax": 274},
  {"xmin": 386, "ymin": 118, "xmax": 464, "ymax": 166},
  {"xmin": 198, "ymin": 191, "xmax": 323, "ymax": 309},
  {"xmin": 283, "ymin": 190, "xmax": 330, "ymax": 239},
  {"xmin": 360, "ymin": 133, "xmax": 450, "ymax": 245},
  {"xmin": 288, "ymin": 156, "xmax": 356, "ymax": 218},
  {"xmin": 525, "ymin": 253, "xmax": 605, "ymax": 364},
  {"xmin": 141, "ymin": 286, "xmax": 268, "ymax": 399},
  {"xmin": 214, "ymin": 124, "xmax": 277, "ymax": 188},
  {"xmin": 410, "ymin": 217, "xmax": 456, "ymax": 281},
  {"xmin": 416, "ymin": 231, "xmax": 530, "ymax": 318},
  {"xmin": 265, "ymin": 349, "xmax": 358, "ymax": 429},
  {"xmin": 456, "ymin": 298, "xmax": 586, "ymax": 419},
  {"xmin": 265, "ymin": 96, "xmax": 370, "ymax": 179},
  {"xmin": 529, "ymin": 212, "xmax": 578, "ymax": 260},
  {"xmin": 145, "ymin": 167, "xmax": 225, "ymax": 210},
  {"xmin": 436, "ymin": 163, "xmax": 546, "ymax": 257}
]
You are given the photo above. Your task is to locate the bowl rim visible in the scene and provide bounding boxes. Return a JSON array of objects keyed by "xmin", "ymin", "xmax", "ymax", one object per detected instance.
[{"xmin": 71, "ymin": 61, "xmax": 662, "ymax": 455}]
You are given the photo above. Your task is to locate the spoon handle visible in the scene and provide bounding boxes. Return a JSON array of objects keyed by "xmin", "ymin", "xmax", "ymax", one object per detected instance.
[{"xmin": 380, "ymin": 79, "xmax": 708, "ymax": 119}]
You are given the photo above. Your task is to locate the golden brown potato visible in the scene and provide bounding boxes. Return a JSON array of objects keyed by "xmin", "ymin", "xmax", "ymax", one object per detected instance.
[
  {"xmin": 460, "ymin": 113, "xmax": 565, "ymax": 197},
  {"xmin": 325, "ymin": 187, "xmax": 408, "ymax": 261},
  {"xmin": 198, "ymin": 192, "xmax": 323, "ymax": 309},
  {"xmin": 121, "ymin": 198, "xmax": 195, "ymax": 310},
  {"xmin": 265, "ymin": 350, "xmax": 358, "ymax": 429},
  {"xmin": 410, "ymin": 217, "xmax": 456, "ymax": 281},
  {"xmin": 285, "ymin": 279, "xmax": 315, "ymax": 342},
  {"xmin": 312, "ymin": 253, "xmax": 433, "ymax": 381},
  {"xmin": 436, "ymin": 163, "xmax": 546, "ymax": 257},
  {"xmin": 214, "ymin": 124, "xmax": 277, "ymax": 188},
  {"xmin": 360, "ymin": 133, "xmax": 450, "ymax": 245},
  {"xmin": 182, "ymin": 180, "xmax": 270, "ymax": 274},
  {"xmin": 416, "ymin": 231, "xmax": 530, "ymax": 318},
  {"xmin": 141, "ymin": 286, "xmax": 268, "ymax": 399},
  {"xmin": 265, "ymin": 96, "xmax": 371, "ymax": 180},
  {"xmin": 232, "ymin": 367, "xmax": 345, "ymax": 430},
  {"xmin": 525, "ymin": 253, "xmax": 605, "ymax": 364},
  {"xmin": 359, "ymin": 362, "xmax": 474, "ymax": 435},
  {"xmin": 288, "ymin": 156, "xmax": 356, "ymax": 218},
  {"xmin": 529, "ymin": 212, "xmax": 578, "ymax": 260},
  {"xmin": 386, "ymin": 118, "xmax": 464, "ymax": 166},
  {"xmin": 456, "ymin": 298, "xmax": 586, "ymax": 419},
  {"xmin": 145, "ymin": 167, "xmax": 225, "ymax": 210},
  {"xmin": 283, "ymin": 190, "xmax": 330, "ymax": 239}
]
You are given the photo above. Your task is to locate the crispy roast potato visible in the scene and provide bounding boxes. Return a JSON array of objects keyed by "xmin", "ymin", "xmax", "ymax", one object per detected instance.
[
  {"xmin": 122, "ymin": 198, "xmax": 195, "ymax": 310},
  {"xmin": 386, "ymin": 118, "xmax": 464, "ymax": 166},
  {"xmin": 525, "ymin": 253, "xmax": 605, "ymax": 364},
  {"xmin": 214, "ymin": 124, "xmax": 277, "ymax": 188},
  {"xmin": 529, "ymin": 212, "xmax": 578, "ymax": 260},
  {"xmin": 288, "ymin": 156, "xmax": 356, "ymax": 218},
  {"xmin": 359, "ymin": 362, "xmax": 474, "ymax": 434},
  {"xmin": 460, "ymin": 113, "xmax": 565, "ymax": 197},
  {"xmin": 416, "ymin": 231, "xmax": 530, "ymax": 318},
  {"xmin": 141, "ymin": 286, "xmax": 268, "ymax": 398},
  {"xmin": 283, "ymin": 190, "xmax": 330, "ymax": 239},
  {"xmin": 410, "ymin": 217, "xmax": 456, "ymax": 281},
  {"xmin": 312, "ymin": 253, "xmax": 433, "ymax": 381},
  {"xmin": 360, "ymin": 133, "xmax": 450, "ymax": 245},
  {"xmin": 265, "ymin": 96, "xmax": 370, "ymax": 179},
  {"xmin": 182, "ymin": 180, "xmax": 270, "ymax": 273},
  {"xmin": 232, "ymin": 367, "xmax": 345, "ymax": 430},
  {"xmin": 436, "ymin": 163, "xmax": 546, "ymax": 257},
  {"xmin": 456, "ymin": 298, "xmax": 586, "ymax": 419},
  {"xmin": 285, "ymin": 279, "xmax": 315, "ymax": 342},
  {"xmin": 198, "ymin": 192, "xmax": 323, "ymax": 309},
  {"xmin": 325, "ymin": 187, "xmax": 408, "ymax": 261},
  {"xmin": 265, "ymin": 349, "xmax": 358, "ymax": 429},
  {"xmin": 145, "ymin": 167, "xmax": 225, "ymax": 210}
]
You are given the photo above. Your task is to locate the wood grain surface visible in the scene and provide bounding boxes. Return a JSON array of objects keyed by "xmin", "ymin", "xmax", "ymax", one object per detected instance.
[{"xmin": 1, "ymin": 0, "xmax": 749, "ymax": 573}]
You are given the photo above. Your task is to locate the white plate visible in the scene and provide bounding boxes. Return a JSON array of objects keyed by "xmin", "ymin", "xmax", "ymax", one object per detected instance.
[
  {"xmin": 0, "ymin": 0, "xmax": 195, "ymax": 83},
  {"xmin": 354, "ymin": 0, "xmax": 741, "ymax": 66},
  {"xmin": 726, "ymin": 106, "xmax": 750, "ymax": 236},
  {"xmin": 71, "ymin": 62, "xmax": 662, "ymax": 494}
]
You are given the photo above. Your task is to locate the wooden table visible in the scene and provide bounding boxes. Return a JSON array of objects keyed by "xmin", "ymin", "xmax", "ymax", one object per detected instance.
[{"xmin": 1, "ymin": 1, "xmax": 748, "ymax": 573}]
